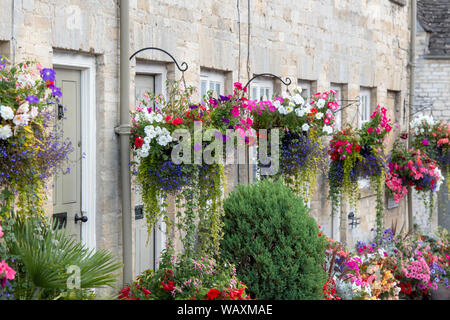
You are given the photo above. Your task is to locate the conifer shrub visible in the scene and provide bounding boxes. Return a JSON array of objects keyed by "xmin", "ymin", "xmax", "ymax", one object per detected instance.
[{"xmin": 221, "ymin": 179, "xmax": 327, "ymax": 300}]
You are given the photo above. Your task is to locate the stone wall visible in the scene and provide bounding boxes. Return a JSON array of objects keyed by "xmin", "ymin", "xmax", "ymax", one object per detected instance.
[
  {"xmin": 0, "ymin": 0, "xmax": 412, "ymax": 290},
  {"xmin": 415, "ymin": 23, "xmax": 450, "ymax": 121},
  {"xmin": 413, "ymin": 21, "xmax": 449, "ymax": 233}
]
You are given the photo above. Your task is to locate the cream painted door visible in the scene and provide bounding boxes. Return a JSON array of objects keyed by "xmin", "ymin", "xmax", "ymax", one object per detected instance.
[
  {"xmin": 135, "ymin": 74, "xmax": 157, "ymax": 274},
  {"xmin": 53, "ymin": 68, "xmax": 82, "ymax": 240}
]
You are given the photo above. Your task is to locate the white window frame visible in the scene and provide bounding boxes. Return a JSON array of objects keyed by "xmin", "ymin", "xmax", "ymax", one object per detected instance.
[
  {"xmin": 331, "ymin": 84, "xmax": 343, "ymax": 130},
  {"xmin": 250, "ymin": 78, "xmax": 274, "ymax": 101},
  {"xmin": 200, "ymin": 69, "xmax": 225, "ymax": 99},
  {"xmin": 297, "ymin": 80, "xmax": 313, "ymax": 103},
  {"xmin": 359, "ymin": 88, "xmax": 371, "ymax": 129},
  {"xmin": 136, "ymin": 63, "xmax": 167, "ymax": 97}
]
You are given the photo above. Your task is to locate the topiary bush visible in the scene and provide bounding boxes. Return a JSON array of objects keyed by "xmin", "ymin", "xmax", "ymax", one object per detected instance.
[{"xmin": 221, "ymin": 179, "xmax": 327, "ymax": 300}]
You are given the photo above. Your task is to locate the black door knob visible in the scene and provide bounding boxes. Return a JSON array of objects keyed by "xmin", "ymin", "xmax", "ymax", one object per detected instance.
[{"xmin": 75, "ymin": 213, "xmax": 88, "ymax": 224}]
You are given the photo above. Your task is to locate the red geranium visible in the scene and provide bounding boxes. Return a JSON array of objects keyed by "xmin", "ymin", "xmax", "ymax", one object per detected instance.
[
  {"xmin": 134, "ymin": 136, "xmax": 144, "ymax": 148},
  {"xmin": 206, "ymin": 288, "xmax": 221, "ymax": 300}
]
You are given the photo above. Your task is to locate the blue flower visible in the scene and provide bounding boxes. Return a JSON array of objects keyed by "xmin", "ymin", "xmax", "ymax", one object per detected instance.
[
  {"xmin": 40, "ymin": 68, "xmax": 56, "ymax": 82},
  {"xmin": 26, "ymin": 95, "xmax": 39, "ymax": 104}
]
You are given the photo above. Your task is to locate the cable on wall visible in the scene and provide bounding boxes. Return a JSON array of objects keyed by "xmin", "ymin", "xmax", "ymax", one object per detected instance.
[
  {"xmin": 237, "ymin": 0, "xmax": 241, "ymax": 83},
  {"xmin": 11, "ymin": 0, "xmax": 16, "ymax": 64},
  {"xmin": 247, "ymin": 0, "xmax": 251, "ymax": 82}
]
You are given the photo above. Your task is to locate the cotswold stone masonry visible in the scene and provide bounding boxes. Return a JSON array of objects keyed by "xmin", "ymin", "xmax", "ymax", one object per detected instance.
[{"xmin": 0, "ymin": 0, "xmax": 413, "ymax": 290}]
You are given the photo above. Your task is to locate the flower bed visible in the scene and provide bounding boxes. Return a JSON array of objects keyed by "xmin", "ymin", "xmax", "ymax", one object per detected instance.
[
  {"xmin": 323, "ymin": 228, "xmax": 449, "ymax": 300},
  {"xmin": 119, "ymin": 253, "xmax": 251, "ymax": 300}
]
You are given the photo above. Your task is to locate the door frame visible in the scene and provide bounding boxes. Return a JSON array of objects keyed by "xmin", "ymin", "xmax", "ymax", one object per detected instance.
[
  {"xmin": 53, "ymin": 51, "xmax": 97, "ymax": 250},
  {"xmin": 134, "ymin": 62, "xmax": 168, "ymax": 268}
]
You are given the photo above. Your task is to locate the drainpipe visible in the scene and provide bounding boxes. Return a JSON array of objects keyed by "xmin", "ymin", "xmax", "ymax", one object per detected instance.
[
  {"xmin": 11, "ymin": 0, "xmax": 16, "ymax": 64},
  {"xmin": 407, "ymin": 0, "xmax": 417, "ymax": 233},
  {"xmin": 116, "ymin": 0, "xmax": 133, "ymax": 285}
]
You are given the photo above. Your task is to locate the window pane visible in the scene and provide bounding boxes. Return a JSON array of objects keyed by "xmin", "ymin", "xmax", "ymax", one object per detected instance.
[
  {"xmin": 209, "ymin": 81, "xmax": 215, "ymax": 92},
  {"xmin": 201, "ymin": 80, "xmax": 207, "ymax": 98},
  {"xmin": 252, "ymin": 87, "xmax": 257, "ymax": 100},
  {"xmin": 216, "ymin": 83, "xmax": 221, "ymax": 95},
  {"xmin": 260, "ymin": 88, "xmax": 264, "ymax": 100}
]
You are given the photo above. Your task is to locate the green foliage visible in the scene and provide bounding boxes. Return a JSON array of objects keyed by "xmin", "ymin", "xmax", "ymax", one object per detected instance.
[
  {"xmin": 221, "ymin": 179, "xmax": 327, "ymax": 300},
  {"xmin": 2, "ymin": 215, "xmax": 121, "ymax": 300}
]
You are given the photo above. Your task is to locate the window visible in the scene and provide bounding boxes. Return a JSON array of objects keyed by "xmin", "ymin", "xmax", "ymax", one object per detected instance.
[
  {"xmin": 250, "ymin": 77, "xmax": 274, "ymax": 101},
  {"xmin": 135, "ymin": 63, "xmax": 167, "ymax": 103},
  {"xmin": 297, "ymin": 80, "xmax": 313, "ymax": 102},
  {"xmin": 135, "ymin": 74, "xmax": 155, "ymax": 102},
  {"xmin": 387, "ymin": 90, "xmax": 401, "ymax": 124},
  {"xmin": 200, "ymin": 69, "xmax": 225, "ymax": 99},
  {"xmin": 330, "ymin": 84, "xmax": 343, "ymax": 130},
  {"xmin": 359, "ymin": 88, "xmax": 372, "ymax": 129}
]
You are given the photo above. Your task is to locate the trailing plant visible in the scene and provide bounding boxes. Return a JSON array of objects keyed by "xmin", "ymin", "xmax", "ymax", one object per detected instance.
[
  {"xmin": 221, "ymin": 179, "xmax": 327, "ymax": 300},
  {"xmin": 249, "ymin": 87, "xmax": 336, "ymax": 200},
  {"xmin": 131, "ymin": 80, "xmax": 245, "ymax": 259},
  {"xmin": 0, "ymin": 58, "xmax": 72, "ymax": 219},
  {"xmin": 328, "ymin": 105, "xmax": 392, "ymax": 233},
  {"xmin": 386, "ymin": 139, "xmax": 444, "ymax": 217},
  {"xmin": 410, "ymin": 113, "xmax": 449, "ymax": 193},
  {"xmin": 328, "ymin": 125, "xmax": 362, "ymax": 213}
]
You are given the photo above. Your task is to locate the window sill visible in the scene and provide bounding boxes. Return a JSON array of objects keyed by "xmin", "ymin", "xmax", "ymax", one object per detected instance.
[{"xmin": 389, "ymin": 0, "xmax": 406, "ymax": 6}]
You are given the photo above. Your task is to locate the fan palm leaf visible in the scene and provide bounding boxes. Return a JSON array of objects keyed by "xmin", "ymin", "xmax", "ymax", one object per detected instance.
[{"xmin": 7, "ymin": 216, "xmax": 122, "ymax": 298}]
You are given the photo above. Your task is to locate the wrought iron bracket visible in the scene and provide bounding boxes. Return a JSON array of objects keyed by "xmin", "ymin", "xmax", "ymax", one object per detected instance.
[
  {"xmin": 244, "ymin": 73, "xmax": 292, "ymax": 89},
  {"xmin": 129, "ymin": 47, "xmax": 189, "ymax": 73}
]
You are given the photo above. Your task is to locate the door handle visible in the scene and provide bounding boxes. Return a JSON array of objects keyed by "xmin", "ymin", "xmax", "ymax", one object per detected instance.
[
  {"xmin": 58, "ymin": 104, "xmax": 64, "ymax": 120},
  {"xmin": 75, "ymin": 213, "xmax": 88, "ymax": 224}
]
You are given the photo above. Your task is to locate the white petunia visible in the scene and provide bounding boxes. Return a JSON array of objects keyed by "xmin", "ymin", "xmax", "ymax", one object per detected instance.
[
  {"xmin": 142, "ymin": 143, "xmax": 150, "ymax": 152},
  {"xmin": 315, "ymin": 112, "xmax": 324, "ymax": 120},
  {"xmin": 17, "ymin": 102, "xmax": 30, "ymax": 114},
  {"xmin": 302, "ymin": 123, "xmax": 310, "ymax": 132},
  {"xmin": 292, "ymin": 94, "xmax": 305, "ymax": 106},
  {"xmin": 154, "ymin": 126, "xmax": 162, "ymax": 135},
  {"xmin": 286, "ymin": 106, "xmax": 294, "ymax": 114},
  {"xmin": 137, "ymin": 149, "xmax": 149, "ymax": 158},
  {"xmin": 273, "ymin": 100, "xmax": 281, "ymax": 109},
  {"xmin": 278, "ymin": 106, "xmax": 288, "ymax": 115},
  {"xmin": 0, "ymin": 125, "xmax": 13, "ymax": 140},
  {"xmin": 154, "ymin": 113, "xmax": 163, "ymax": 123},
  {"xmin": 316, "ymin": 99, "xmax": 326, "ymax": 109},
  {"xmin": 13, "ymin": 114, "xmax": 29, "ymax": 127},
  {"xmin": 323, "ymin": 125, "xmax": 333, "ymax": 135},
  {"xmin": 144, "ymin": 125, "xmax": 155, "ymax": 135},
  {"xmin": 157, "ymin": 134, "xmax": 172, "ymax": 147},
  {"xmin": 435, "ymin": 167, "xmax": 444, "ymax": 192},
  {"xmin": 0, "ymin": 105, "xmax": 14, "ymax": 120},
  {"xmin": 294, "ymin": 86, "xmax": 303, "ymax": 94},
  {"xmin": 17, "ymin": 75, "xmax": 35, "ymax": 87},
  {"xmin": 29, "ymin": 106, "xmax": 39, "ymax": 119},
  {"xmin": 295, "ymin": 108, "xmax": 305, "ymax": 117},
  {"xmin": 144, "ymin": 136, "xmax": 152, "ymax": 145}
]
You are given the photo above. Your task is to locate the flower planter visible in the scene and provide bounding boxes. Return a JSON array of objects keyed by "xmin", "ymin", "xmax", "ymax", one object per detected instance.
[{"xmin": 431, "ymin": 286, "xmax": 450, "ymax": 300}]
